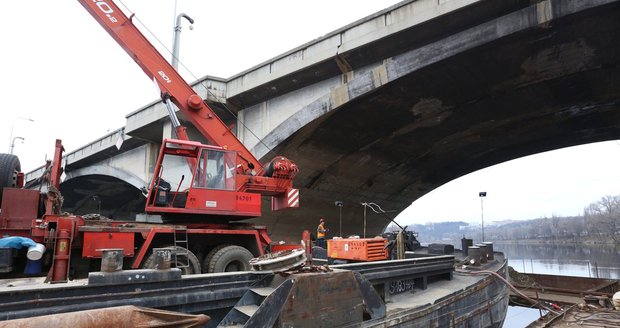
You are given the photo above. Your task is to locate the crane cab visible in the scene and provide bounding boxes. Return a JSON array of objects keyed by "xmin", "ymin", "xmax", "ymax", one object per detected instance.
[{"xmin": 145, "ymin": 139, "xmax": 261, "ymax": 220}]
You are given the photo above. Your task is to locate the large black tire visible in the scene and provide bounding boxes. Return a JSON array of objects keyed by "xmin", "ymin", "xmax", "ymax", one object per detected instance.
[
  {"xmin": 201, "ymin": 244, "xmax": 231, "ymax": 273},
  {"xmin": 142, "ymin": 246, "xmax": 201, "ymax": 275},
  {"xmin": 207, "ymin": 245, "xmax": 253, "ymax": 273},
  {"xmin": 0, "ymin": 153, "xmax": 21, "ymax": 204}
]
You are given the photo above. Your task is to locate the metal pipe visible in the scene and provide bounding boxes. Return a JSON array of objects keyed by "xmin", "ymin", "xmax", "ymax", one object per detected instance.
[
  {"xmin": 52, "ymin": 228, "xmax": 71, "ymax": 282},
  {"xmin": 164, "ymin": 98, "xmax": 182, "ymax": 129},
  {"xmin": 0, "ymin": 305, "xmax": 209, "ymax": 328}
]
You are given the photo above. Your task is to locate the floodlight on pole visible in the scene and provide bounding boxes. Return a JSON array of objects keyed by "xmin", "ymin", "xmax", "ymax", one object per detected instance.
[
  {"xmin": 362, "ymin": 202, "xmax": 368, "ymax": 238},
  {"xmin": 166, "ymin": 12, "xmax": 194, "ymax": 138},
  {"xmin": 479, "ymin": 191, "xmax": 487, "ymax": 242},
  {"xmin": 8, "ymin": 117, "xmax": 34, "ymax": 153},
  {"xmin": 335, "ymin": 201, "xmax": 343, "ymax": 237},
  {"xmin": 171, "ymin": 13, "xmax": 194, "ymax": 70}
]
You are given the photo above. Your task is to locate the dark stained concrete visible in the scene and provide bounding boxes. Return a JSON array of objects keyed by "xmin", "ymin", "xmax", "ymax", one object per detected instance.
[
  {"xmin": 253, "ymin": 0, "xmax": 620, "ymax": 241},
  {"xmin": 60, "ymin": 175, "xmax": 145, "ymax": 220}
]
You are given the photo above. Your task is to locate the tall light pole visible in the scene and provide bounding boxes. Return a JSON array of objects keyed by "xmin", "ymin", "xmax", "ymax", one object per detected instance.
[
  {"xmin": 8, "ymin": 117, "xmax": 34, "ymax": 153},
  {"xmin": 163, "ymin": 12, "xmax": 194, "ymax": 140},
  {"xmin": 362, "ymin": 202, "xmax": 368, "ymax": 238},
  {"xmin": 335, "ymin": 201, "xmax": 343, "ymax": 237},
  {"xmin": 171, "ymin": 13, "xmax": 194, "ymax": 70},
  {"xmin": 479, "ymin": 191, "xmax": 487, "ymax": 242},
  {"xmin": 10, "ymin": 137, "xmax": 24, "ymax": 155}
]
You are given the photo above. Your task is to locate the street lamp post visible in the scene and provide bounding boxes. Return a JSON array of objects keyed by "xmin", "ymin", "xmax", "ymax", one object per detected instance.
[
  {"xmin": 8, "ymin": 117, "xmax": 34, "ymax": 153},
  {"xmin": 9, "ymin": 137, "xmax": 24, "ymax": 155},
  {"xmin": 362, "ymin": 203, "xmax": 367, "ymax": 238},
  {"xmin": 171, "ymin": 13, "xmax": 194, "ymax": 70},
  {"xmin": 335, "ymin": 201, "xmax": 343, "ymax": 237},
  {"xmin": 164, "ymin": 12, "xmax": 194, "ymax": 139},
  {"xmin": 479, "ymin": 191, "xmax": 487, "ymax": 242}
]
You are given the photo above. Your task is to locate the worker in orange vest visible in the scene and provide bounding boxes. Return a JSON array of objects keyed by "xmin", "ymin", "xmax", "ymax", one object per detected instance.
[{"xmin": 317, "ymin": 217, "xmax": 328, "ymax": 248}]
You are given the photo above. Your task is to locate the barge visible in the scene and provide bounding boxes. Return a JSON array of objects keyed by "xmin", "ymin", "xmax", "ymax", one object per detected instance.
[
  {"xmin": 0, "ymin": 243, "xmax": 509, "ymax": 327},
  {"xmin": 507, "ymin": 270, "xmax": 620, "ymax": 328}
]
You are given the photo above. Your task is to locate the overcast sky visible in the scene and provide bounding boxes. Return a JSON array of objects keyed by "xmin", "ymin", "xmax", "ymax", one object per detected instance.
[
  {"xmin": 1, "ymin": 1, "xmax": 618, "ymax": 225},
  {"xmin": 397, "ymin": 140, "xmax": 620, "ymax": 225}
]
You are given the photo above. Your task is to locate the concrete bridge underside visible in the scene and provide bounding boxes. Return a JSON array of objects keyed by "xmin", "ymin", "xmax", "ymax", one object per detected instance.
[
  {"xmin": 58, "ymin": 0, "xmax": 620, "ymax": 242},
  {"xmin": 252, "ymin": 1, "xmax": 620, "ymax": 241}
]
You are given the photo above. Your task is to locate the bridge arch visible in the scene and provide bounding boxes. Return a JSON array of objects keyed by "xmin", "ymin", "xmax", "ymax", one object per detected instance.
[
  {"xmin": 245, "ymin": 0, "xmax": 620, "ymax": 240},
  {"xmin": 60, "ymin": 165, "xmax": 147, "ymax": 220}
]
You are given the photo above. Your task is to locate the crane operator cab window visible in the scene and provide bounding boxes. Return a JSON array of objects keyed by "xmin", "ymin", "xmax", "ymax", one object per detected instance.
[{"xmin": 192, "ymin": 148, "xmax": 236, "ymax": 191}]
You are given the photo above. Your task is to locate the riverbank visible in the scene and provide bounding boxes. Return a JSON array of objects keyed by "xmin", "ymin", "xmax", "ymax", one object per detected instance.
[
  {"xmin": 421, "ymin": 237, "xmax": 619, "ymax": 249},
  {"xmin": 493, "ymin": 238, "xmax": 620, "ymax": 247}
]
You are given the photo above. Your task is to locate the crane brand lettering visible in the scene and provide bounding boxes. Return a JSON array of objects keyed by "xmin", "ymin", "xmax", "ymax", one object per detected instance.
[
  {"xmin": 92, "ymin": 1, "xmax": 118, "ymax": 23},
  {"xmin": 158, "ymin": 71, "xmax": 172, "ymax": 84}
]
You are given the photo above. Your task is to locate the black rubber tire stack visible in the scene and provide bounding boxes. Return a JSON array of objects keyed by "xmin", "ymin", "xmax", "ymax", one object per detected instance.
[{"xmin": 0, "ymin": 153, "xmax": 21, "ymax": 204}]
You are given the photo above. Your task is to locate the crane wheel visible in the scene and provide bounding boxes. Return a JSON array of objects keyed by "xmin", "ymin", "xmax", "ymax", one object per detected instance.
[
  {"xmin": 207, "ymin": 245, "xmax": 253, "ymax": 273},
  {"xmin": 201, "ymin": 244, "xmax": 231, "ymax": 273},
  {"xmin": 142, "ymin": 246, "xmax": 201, "ymax": 274},
  {"xmin": 0, "ymin": 153, "xmax": 21, "ymax": 204}
]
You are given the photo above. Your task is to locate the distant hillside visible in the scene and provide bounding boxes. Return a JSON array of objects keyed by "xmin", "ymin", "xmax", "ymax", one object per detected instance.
[{"xmin": 390, "ymin": 194, "xmax": 620, "ymax": 246}]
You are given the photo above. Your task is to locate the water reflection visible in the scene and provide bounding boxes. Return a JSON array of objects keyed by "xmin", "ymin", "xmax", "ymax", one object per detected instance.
[
  {"xmin": 494, "ymin": 242, "xmax": 620, "ymax": 279},
  {"xmin": 504, "ymin": 306, "xmax": 540, "ymax": 328}
]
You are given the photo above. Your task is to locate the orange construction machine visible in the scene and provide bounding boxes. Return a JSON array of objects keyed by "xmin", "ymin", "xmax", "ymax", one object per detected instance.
[{"xmin": 327, "ymin": 238, "xmax": 389, "ymax": 262}]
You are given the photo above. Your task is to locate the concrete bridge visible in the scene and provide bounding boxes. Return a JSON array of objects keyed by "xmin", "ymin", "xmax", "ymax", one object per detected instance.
[{"xmin": 27, "ymin": 0, "xmax": 620, "ymax": 241}]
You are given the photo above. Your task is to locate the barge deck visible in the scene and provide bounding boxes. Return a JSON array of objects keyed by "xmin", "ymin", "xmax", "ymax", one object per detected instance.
[
  {"xmin": 0, "ymin": 248, "xmax": 509, "ymax": 327},
  {"xmin": 506, "ymin": 271, "xmax": 620, "ymax": 328}
]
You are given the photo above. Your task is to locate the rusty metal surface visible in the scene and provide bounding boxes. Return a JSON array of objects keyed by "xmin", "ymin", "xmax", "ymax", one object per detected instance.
[
  {"xmin": 279, "ymin": 270, "xmax": 364, "ymax": 328},
  {"xmin": 249, "ymin": 248, "xmax": 307, "ymax": 272},
  {"xmin": 361, "ymin": 255, "xmax": 509, "ymax": 327},
  {"xmin": 513, "ymin": 271, "xmax": 619, "ymax": 293},
  {"xmin": 0, "ymin": 189, "xmax": 39, "ymax": 230},
  {"xmin": 0, "ymin": 271, "xmax": 266, "ymax": 321},
  {"xmin": 0, "ymin": 305, "xmax": 209, "ymax": 328},
  {"xmin": 509, "ymin": 269, "xmax": 620, "ymax": 308},
  {"xmin": 527, "ymin": 304, "xmax": 620, "ymax": 328}
]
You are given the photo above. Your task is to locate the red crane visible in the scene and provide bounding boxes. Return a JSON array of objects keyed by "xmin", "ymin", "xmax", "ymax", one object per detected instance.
[
  {"xmin": 79, "ymin": 0, "xmax": 300, "ymax": 216},
  {"xmin": 0, "ymin": 0, "xmax": 301, "ymax": 282}
]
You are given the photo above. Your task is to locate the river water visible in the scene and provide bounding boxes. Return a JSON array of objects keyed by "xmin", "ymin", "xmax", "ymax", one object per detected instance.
[{"xmin": 494, "ymin": 242, "xmax": 620, "ymax": 327}]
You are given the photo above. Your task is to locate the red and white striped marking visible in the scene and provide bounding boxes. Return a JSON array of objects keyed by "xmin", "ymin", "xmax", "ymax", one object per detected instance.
[{"xmin": 288, "ymin": 188, "xmax": 299, "ymax": 208}]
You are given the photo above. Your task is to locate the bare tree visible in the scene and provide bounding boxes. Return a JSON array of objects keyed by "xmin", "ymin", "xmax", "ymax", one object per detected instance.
[{"xmin": 583, "ymin": 195, "xmax": 620, "ymax": 244}]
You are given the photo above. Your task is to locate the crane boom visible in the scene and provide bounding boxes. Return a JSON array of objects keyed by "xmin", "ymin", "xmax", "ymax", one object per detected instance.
[{"xmin": 79, "ymin": 0, "xmax": 261, "ymax": 172}]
